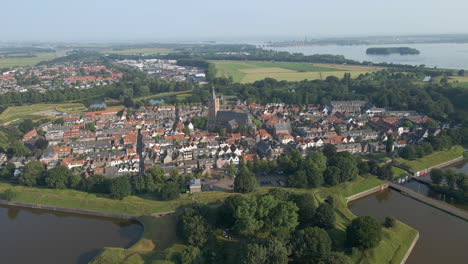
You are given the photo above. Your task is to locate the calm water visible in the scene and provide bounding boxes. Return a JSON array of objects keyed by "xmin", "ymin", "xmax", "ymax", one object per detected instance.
[
  {"xmin": 0, "ymin": 205, "xmax": 143, "ymax": 264},
  {"xmin": 402, "ymin": 159, "xmax": 468, "ymax": 211},
  {"xmin": 269, "ymin": 43, "xmax": 468, "ymax": 69},
  {"xmin": 349, "ymin": 189, "xmax": 468, "ymax": 264}
]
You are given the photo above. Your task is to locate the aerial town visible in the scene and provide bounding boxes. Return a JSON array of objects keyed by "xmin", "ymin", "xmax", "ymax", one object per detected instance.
[{"xmin": 5, "ymin": 87, "xmax": 441, "ymax": 192}]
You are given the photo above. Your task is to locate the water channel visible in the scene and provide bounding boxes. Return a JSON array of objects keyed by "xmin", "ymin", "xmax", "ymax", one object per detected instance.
[
  {"xmin": 401, "ymin": 159, "xmax": 468, "ymax": 211},
  {"xmin": 0, "ymin": 205, "xmax": 143, "ymax": 264}
]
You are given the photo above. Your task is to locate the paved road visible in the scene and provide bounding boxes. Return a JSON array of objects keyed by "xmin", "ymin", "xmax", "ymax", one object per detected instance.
[{"xmin": 386, "ymin": 181, "xmax": 468, "ymax": 221}]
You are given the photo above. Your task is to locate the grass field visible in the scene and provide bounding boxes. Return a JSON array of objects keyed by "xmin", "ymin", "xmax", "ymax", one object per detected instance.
[
  {"xmin": 396, "ymin": 146, "xmax": 464, "ymax": 172},
  {"xmin": 392, "ymin": 167, "xmax": 409, "ymax": 179},
  {"xmin": 101, "ymin": 48, "xmax": 173, "ymax": 56},
  {"xmin": 0, "ymin": 103, "xmax": 86, "ymax": 124},
  {"xmin": 87, "ymin": 176, "xmax": 417, "ymax": 264},
  {"xmin": 0, "ymin": 53, "xmax": 57, "ymax": 68},
  {"xmin": 0, "ymin": 181, "xmax": 245, "ymax": 215},
  {"xmin": 211, "ymin": 60, "xmax": 382, "ymax": 83}
]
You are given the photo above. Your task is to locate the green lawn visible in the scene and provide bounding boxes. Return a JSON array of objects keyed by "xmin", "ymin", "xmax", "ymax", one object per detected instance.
[
  {"xmin": 0, "ymin": 53, "xmax": 57, "ymax": 68},
  {"xmin": 396, "ymin": 146, "xmax": 464, "ymax": 172},
  {"xmin": 392, "ymin": 167, "xmax": 409, "ymax": 179},
  {"xmin": 0, "ymin": 103, "xmax": 85, "ymax": 124},
  {"xmin": 211, "ymin": 60, "xmax": 381, "ymax": 83},
  {"xmin": 0, "ymin": 182, "xmax": 244, "ymax": 215}
]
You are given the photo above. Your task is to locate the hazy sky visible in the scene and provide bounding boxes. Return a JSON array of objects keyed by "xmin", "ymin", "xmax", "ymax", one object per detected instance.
[{"xmin": 2, "ymin": 0, "xmax": 468, "ymax": 42}]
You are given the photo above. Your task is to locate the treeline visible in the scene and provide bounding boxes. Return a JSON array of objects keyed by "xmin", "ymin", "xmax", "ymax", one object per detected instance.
[
  {"xmin": 0, "ymin": 162, "xmax": 198, "ymax": 201},
  {"xmin": 174, "ymin": 188, "xmax": 388, "ymax": 264},
  {"xmin": 233, "ymin": 146, "xmax": 375, "ymax": 193},
  {"xmin": 366, "ymin": 47, "xmax": 420, "ymax": 55}
]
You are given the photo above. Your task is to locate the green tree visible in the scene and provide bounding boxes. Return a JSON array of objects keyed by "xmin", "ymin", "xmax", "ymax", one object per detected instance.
[
  {"xmin": 68, "ymin": 173, "xmax": 82, "ymax": 189},
  {"xmin": 328, "ymin": 153, "xmax": 358, "ymax": 182},
  {"xmin": 322, "ymin": 144, "xmax": 337, "ymax": 158},
  {"xmin": 324, "ymin": 166, "xmax": 341, "ymax": 186},
  {"xmin": 292, "ymin": 227, "xmax": 332, "ymax": 264},
  {"xmin": 109, "ymin": 176, "xmax": 131, "ymax": 199},
  {"xmin": 177, "ymin": 208, "xmax": 209, "ymax": 247},
  {"xmin": 45, "ymin": 165, "xmax": 71, "ymax": 189},
  {"xmin": 242, "ymin": 243, "xmax": 268, "ymax": 264},
  {"xmin": 11, "ymin": 140, "xmax": 29, "ymax": 157},
  {"xmin": 384, "ymin": 216, "xmax": 397, "ymax": 228},
  {"xmin": 234, "ymin": 165, "xmax": 258, "ymax": 193},
  {"xmin": 430, "ymin": 168, "xmax": 444, "ymax": 185},
  {"xmin": 218, "ymin": 195, "xmax": 246, "ymax": 227},
  {"xmin": 85, "ymin": 122, "xmax": 96, "ymax": 132},
  {"xmin": 179, "ymin": 246, "xmax": 201, "ymax": 264},
  {"xmin": 159, "ymin": 182, "xmax": 180, "ymax": 200},
  {"xmin": 19, "ymin": 161, "xmax": 46, "ymax": 187},
  {"xmin": 0, "ymin": 162, "xmax": 15, "ymax": 179},
  {"xmin": 313, "ymin": 203, "xmax": 335, "ymax": 229},
  {"xmin": 328, "ymin": 252, "xmax": 351, "ymax": 264},
  {"xmin": 294, "ymin": 193, "xmax": 317, "ymax": 227},
  {"xmin": 19, "ymin": 119, "xmax": 34, "ymax": 133},
  {"xmin": 347, "ymin": 216, "xmax": 382, "ymax": 249}
]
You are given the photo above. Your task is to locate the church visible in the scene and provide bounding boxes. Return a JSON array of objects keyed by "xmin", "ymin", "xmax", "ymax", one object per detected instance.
[{"xmin": 207, "ymin": 88, "xmax": 251, "ymax": 130}]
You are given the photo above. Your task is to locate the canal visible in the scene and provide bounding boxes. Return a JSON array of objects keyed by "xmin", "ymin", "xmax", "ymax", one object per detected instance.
[
  {"xmin": 349, "ymin": 189, "xmax": 468, "ymax": 264},
  {"xmin": 0, "ymin": 205, "xmax": 143, "ymax": 264},
  {"xmin": 402, "ymin": 159, "xmax": 468, "ymax": 211}
]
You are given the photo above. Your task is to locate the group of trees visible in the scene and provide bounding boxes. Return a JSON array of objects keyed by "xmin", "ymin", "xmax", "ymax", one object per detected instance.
[
  {"xmin": 430, "ymin": 168, "xmax": 468, "ymax": 204},
  {"xmin": 176, "ymin": 189, "xmax": 387, "ymax": 264},
  {"xmin": 275, "ymin": 149, "xmax": 359, "ymax": 189},
  {"xmin": 0, "ymin": 161, "xmax": 184, "ymax": 200}
]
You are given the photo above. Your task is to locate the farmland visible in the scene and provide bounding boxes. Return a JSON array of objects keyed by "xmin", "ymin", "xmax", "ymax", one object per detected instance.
[
  {"xmin": 0, "ymin": 103, "xmax": 86, "ymax": 124},
  {"xmin": 211, "ymin": 60, "xmax": 382, "ymax": 83},
  {"xmin": 0, "ymin": 52, "xmax": 58, "ymax": 68}
]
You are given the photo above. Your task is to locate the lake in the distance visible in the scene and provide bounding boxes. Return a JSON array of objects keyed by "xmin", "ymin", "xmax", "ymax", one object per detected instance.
[
  {"xmin": 269, "ymin": 43, "xmax": 468, "ymax": 69},
  {"xmin": 0, "ymin": 205, "xmax": 143, "ymax": 264}
]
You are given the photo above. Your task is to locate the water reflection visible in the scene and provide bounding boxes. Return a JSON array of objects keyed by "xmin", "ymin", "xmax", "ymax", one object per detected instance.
[{"xmin": 0, "ymin": 205, "xmax": 142, "ymax": 264}]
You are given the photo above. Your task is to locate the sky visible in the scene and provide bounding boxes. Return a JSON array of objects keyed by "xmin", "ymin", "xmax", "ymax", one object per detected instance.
[{"xmin": 2, "ymin": 0, "xmax": 468, "ymax": 42}]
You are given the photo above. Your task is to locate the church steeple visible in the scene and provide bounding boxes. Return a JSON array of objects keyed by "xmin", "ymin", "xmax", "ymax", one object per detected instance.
[
  {"xmin": 211, "ymin": 87, "xmax": 216, "ymax": 100},
  {"xmin": 208, "ymin": 86, "xmax": 220, "ymax": 124}
]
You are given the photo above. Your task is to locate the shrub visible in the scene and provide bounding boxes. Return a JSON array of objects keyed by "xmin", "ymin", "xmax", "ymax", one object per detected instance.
[{"xmin": 384, "ymin": 216, "xmax": 397, "ymax": 228}]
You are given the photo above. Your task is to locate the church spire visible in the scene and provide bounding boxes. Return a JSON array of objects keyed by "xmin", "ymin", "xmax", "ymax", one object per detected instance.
[{"xmin": 212, "ymin": 86, "xmax": 216, "ymax": 100}]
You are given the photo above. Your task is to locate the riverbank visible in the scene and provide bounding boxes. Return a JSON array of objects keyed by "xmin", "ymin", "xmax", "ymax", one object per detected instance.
[
  {"xmin": 0, "ymin": 199, "xmax": 138, "ymax": 220},
  {"xmin": 0, "ymin": 181, "xmax": 236, "ymax": 216}
]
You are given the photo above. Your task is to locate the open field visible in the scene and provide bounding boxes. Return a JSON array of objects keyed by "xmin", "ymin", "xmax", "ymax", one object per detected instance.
[
  {"xmin": 396, "ymin": 146, "xmax": 464, "ymax": 172},
  {"xmin": 0, "ymin": 53, "xmax": 58, "ymax": 68},
  {"xmin": 88, "ymin": 176, "xmax": 417, "ymax": 264},
  {"xmin": 211, "ymin": 60, "xmax": 382, "ymax": 83},
  {"xmin": 0, "ymin": 103, "xmax": 86, "ymax": 124},
  {"xmin": 101, "ymin": 48, "xmax": 173, "ymax": 56},
  {"xmin": 392, "ymin": 167, "xmax": 409, "ymax": 179}
]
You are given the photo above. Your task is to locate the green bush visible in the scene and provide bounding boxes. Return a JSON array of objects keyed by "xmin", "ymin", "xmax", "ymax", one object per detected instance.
[{"xmin": 1, "ymin": 189, "xmax": 17, "ymax": 201}]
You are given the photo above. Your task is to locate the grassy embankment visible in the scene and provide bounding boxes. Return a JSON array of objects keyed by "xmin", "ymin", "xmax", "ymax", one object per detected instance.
[
  {"xmin": 88, "ymin": 177, "xmax": 417, "ymax": 264},
  {"xmin": 395, "ymin": 145, "xmax": 464, "ymax": 172},
  {"xmin": 211, "ymin": 60, "xmax": 382, "ymax": 83},
  {"xmin": 0, "ymin": 103, "xmax": 86, "ymax": 124}
]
